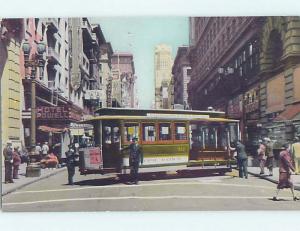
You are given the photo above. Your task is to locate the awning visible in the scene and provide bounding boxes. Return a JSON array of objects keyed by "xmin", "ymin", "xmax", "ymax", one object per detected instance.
[
  {"xmin": 38, "ymin": 125, "xmax": 69, "ymax": 134},
  {"xmin": 274, "ymin": 103, "xmax": 300, "ymax": 122}
]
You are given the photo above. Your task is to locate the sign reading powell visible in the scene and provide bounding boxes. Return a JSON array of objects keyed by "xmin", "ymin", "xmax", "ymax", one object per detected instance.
[{"xmin": 36, "ymin": 106, "xmax": 69, "ymax": 120}]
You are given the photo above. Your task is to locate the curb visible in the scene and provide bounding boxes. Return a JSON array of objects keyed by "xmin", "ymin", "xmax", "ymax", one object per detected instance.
[
  {"xmin": 248, "ymin": 171, "xmax": 300, "ymax": 191},
  {"xmin": 2, "ymin": 167, "xmax": 66, "ymax": 196}
]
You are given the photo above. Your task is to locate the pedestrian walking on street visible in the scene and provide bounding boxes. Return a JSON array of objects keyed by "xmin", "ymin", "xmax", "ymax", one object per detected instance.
[
  {"xmin": 12, "ymin": 147, "xmax": 21, "ymax": 179},
  {"xmin": 121, "ymin": 137, "xmax": 143, "ymax": 184},
  {"xmin": 264, "ymin": 137, "xmax": 274, "ymax": 176},
  {"xmin": 291, "ymin": 136, "xmax": 300, "ymax": 174},
  {"xmin": 236, "ymin": 140, "xmax": 248, "ymax": 179},
  {"xmin": 257, "ymin": 139, "xmax": 266, "ymax": 175},
  {"xmin": 273, "ymin": 143, "xmax": 300, "ymax": 201},
  {"xmin": 35, "ymin": 142, "xmax": 42, "ymax": 159},
  {"xmin": 3, "ymin": 141, "xmax": 14, "ymax": 183},
  {"xmin": 42, "ymin": 142, "xmax": 49, "ymax": 158},
  {"xmin": 65, "ymin": 144, "xmax": 76, "ymax": 185}
]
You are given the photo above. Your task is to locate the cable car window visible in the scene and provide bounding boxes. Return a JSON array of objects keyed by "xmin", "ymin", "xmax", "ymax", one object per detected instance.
[
  {"xmin": 112, "ymin": 126, "xmax": 120, "ymax": 143},
  {"xmin": 104, "ymin": 126, "xmax": 112, "ymax": 144},
  {"xmin": 175, "ymin": 123, "xmax": 187, "ymax": 140},
  {"xmin": 142, "ymin": 123, "xmax": 156, "ymax": 142},
  {"xmin": 124, "ymin": 123, "xmax": 139, "ymax": 142},
  {"xmin": 159, "ymin": 123, "xmax": 172, "ymax": 141}
]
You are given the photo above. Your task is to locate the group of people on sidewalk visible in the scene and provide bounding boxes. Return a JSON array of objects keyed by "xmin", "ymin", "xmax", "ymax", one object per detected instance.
[
  {"xmin": 256, "ymin": 135, "xmax": 300, "ymax": 201},
  {"xmin": 3, "ymin": 141, "xmax": 22, "ymax": 184}
]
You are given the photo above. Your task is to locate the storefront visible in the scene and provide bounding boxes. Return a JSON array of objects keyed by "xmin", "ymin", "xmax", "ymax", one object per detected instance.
[
  {"xmin": 22, "ymin": 79, "xmax": 84, "ymax": 158},
  {"xmin": 244, "ymin": 86, "xmax": 260, "ymax": 153}
]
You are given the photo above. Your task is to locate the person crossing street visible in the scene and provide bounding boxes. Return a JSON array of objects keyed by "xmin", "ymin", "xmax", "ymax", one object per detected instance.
[{"xmin": 273, "ymin": 143, "xmax": 299, "ymax": 201}]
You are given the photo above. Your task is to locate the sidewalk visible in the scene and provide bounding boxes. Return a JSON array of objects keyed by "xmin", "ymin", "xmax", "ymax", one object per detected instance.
[
  {"xmin": 1, "ymin": 163, "xmax": 66, "ymax": 196},
  {"xmin": 247, "ymin": 166, "xmax": 300, "ymax": 191}
]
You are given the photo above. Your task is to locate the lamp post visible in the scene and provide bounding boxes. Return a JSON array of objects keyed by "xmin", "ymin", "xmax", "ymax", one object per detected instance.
[{"xmin": 22, "ymin": 39, "xmax": 46, "ymax": 177}]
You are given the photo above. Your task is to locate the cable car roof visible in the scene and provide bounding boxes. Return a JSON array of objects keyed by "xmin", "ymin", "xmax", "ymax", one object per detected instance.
[{"xmin": 79, "ymin": 114, "xmax": 239, "ymax": 123}]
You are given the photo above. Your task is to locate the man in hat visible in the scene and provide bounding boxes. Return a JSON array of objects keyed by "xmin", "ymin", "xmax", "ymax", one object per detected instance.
[
  {"xmin": 122, "ymin": 137, "xmax": 143, "ymax": 184},
  {"xmin": 235, "ymin": 140, "xmax": 248, "ymax": 179},
  {"xmin": 273, "ymin": 143, "xmax": 299, "ymax": 201},
  {"xmin": 264, "ymin": 137, "xmax": 274, "ymax": 176},
  {"xmin": 65, "ymin": 144, "xmax": 77, "ymax": 185},
  {"xmin": 42, "ymin": 142, "xmax": 49, "ymax": 158},
  {"xmin": 3, "ymin": 141, "xmax": 14, "ymax": 183},
  {"xmin": 291, "ymin": 136, "xmax": 300, "ymax": 174}
]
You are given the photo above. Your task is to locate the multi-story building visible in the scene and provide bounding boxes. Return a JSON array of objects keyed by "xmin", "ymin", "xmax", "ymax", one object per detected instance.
[
  {"xmin": 188, "ymin": 16, "xmax": 300, "ymax": 150},
  {"xmin": 99, "ymin": 42, "xmax": 113, "ymax": 108},
  {"xmin": 0, "ymin": 19, "xmax": 24, "ymax": 159},
  {"xmin": 172, "ymin": 46, "xmax": 191, "ymax": 109},
  {"xmin": 20, "ymin": 18, "xmax": 81, "ymax": 156},
  {"xmin": 154, "ymin": 44, "xmax": 173, "ymax": 109},
  {"xmin": 111, "ymin": 52, "xmax": 136, "ymax": 108}
]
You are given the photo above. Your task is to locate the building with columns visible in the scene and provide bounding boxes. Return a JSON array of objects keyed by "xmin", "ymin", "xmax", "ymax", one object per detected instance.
[{"xmin": 154, "ymin": 44, "xmax": 173, "ymax": 109}]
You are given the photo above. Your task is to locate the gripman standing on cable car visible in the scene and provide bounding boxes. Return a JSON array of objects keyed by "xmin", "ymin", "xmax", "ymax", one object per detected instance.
[{"xmin": 122, "ymin": 137, "xmax": 143, "ymax": 185}]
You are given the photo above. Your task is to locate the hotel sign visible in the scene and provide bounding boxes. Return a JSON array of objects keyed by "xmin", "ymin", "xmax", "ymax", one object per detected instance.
[{"xmin": 36, "ymin": 106, "xmax": 82, "ymax": 121}]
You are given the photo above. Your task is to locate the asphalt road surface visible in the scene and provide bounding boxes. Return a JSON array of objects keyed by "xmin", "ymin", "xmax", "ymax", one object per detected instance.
[{"xmin": 2, "ymin": 169, "xmax": 300, "ymax": 211}]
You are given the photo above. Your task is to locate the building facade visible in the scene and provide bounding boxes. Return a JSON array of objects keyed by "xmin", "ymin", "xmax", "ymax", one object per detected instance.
[
  {"xmin": 0, "ymin": 19, "xmax": 24, "ymax": 159},
  {"xmin": 259, "ymin": 17, "xmax": 300, "ymax": 141},
  {"xmin": 111, "ymin": 52, "xmax": 136, "ymax": 108},
  {"xmin": 188, "ymin": 16, "xmax": 300, "ymax": 151},
  {"xmin": 172, "ymin": 46, "xmax": 191, "ymax": 109},
  {"xmin": 99, "ymin": 42, "xmax": 113, "ymax": 108},
  {"xmin": 154, "ymin": 44, "xmax": 173, "ymax": 109},
  {"xmin": 188, "ymin": 17, "xmax": 264, "ymax": 151}
]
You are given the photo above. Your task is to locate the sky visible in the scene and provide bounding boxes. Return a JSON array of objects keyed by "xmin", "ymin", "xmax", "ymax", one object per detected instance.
[{"xmin": 92, "ymin": 17, "xmax": 189, "ymax": 109}]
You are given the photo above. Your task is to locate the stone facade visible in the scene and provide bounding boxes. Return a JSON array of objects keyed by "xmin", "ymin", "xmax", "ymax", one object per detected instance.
[{"xmin": 0, "ymin": 19, "xmax": 24, "ymax": 159}]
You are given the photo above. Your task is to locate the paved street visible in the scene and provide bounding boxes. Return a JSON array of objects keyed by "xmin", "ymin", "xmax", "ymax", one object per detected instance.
[{"xmin": 2, "ymin": 169, "xmax": 300, "ymax": 211}]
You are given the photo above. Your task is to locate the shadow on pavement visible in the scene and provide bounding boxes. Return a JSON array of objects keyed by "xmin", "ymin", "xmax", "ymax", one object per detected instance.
[{"xmin": 73, "ymin": 170, "xmax": 226, "ymax": 187}]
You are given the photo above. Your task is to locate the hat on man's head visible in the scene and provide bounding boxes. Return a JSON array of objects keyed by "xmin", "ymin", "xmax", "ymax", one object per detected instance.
[{"xmin": 264, "ymin": 137, "xmax": 271, "ymax": 142}]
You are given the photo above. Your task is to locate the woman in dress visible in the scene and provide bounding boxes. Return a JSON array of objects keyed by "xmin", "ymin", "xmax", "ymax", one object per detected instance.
[{"xmin": 273, "ymin": 143, "xmax": 299, "ymax": 201}]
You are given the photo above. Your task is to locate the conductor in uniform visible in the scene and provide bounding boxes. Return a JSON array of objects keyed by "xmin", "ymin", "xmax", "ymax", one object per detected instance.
[
  {"xmin": 65, "ymin": 144, "xmax": 77, "ymax": 185},
  {"xmin": 122, "ymin": 137, "xmax": 143, "ymax": 184}
]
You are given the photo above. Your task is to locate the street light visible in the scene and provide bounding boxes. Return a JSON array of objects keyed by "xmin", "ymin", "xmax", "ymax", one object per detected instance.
[{"xmin": 22, "ymin": 39, "xmax": 46, "ymax": 177}]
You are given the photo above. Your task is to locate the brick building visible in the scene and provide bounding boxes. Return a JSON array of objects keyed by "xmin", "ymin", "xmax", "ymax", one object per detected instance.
[{"xmin": 188, "ymin": 16, "xmax": 300, "ymax": 151}]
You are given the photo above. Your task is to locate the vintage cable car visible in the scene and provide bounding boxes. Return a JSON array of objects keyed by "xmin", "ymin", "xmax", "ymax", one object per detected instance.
[{"xmin": 78, "ymin": 108, "xmax": 240, "ymax": 176}]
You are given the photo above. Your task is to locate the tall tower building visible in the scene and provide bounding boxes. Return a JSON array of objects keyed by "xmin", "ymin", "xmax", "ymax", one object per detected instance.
[{"xmin": 154, "ymin": 44, "xmax": 173, "ymax": 109}]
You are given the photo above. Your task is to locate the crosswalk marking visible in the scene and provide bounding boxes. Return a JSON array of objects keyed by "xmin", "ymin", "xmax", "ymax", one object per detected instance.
[
  {"xmin": 3, "ymin": 195, "xmax": 292, "ymax": 206},
  {"xmin": 10, "ymin": 181, "xmax": 274, "ymax": 195}
]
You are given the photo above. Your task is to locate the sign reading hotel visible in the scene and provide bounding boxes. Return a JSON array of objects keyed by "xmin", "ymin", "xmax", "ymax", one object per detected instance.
[{"xmin": 36, "ymin": 106, "xmax": 69, "ymax": 120}]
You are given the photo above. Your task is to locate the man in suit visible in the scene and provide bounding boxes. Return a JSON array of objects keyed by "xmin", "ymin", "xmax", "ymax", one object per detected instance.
[
  {"xmin": 236, "ymin": 140, "xmax": 248, "ymax": 179},
  {"xmin": 122, "ymin": 137, "xmax": 143, "ymax": 184},
  {"xmin": 3, "ymin": 141, "xmax": 14, "ymax": 183},
  {"xmin": 65, "ymin": 144, "xmax": 76, "ymax": 185}
]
